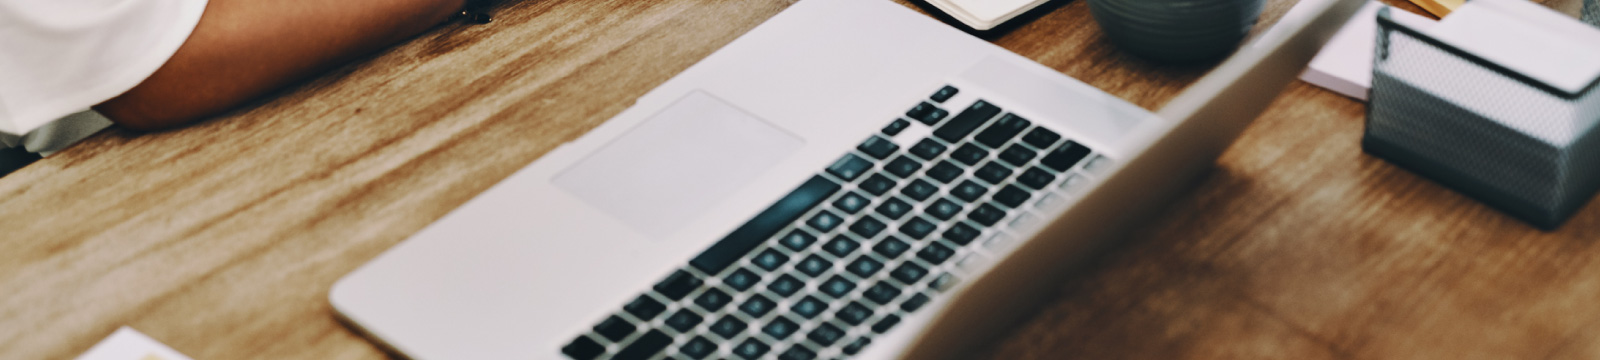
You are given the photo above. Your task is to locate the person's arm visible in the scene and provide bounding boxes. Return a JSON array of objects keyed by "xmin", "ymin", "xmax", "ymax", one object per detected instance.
[{"xmin": 95, "ymin": 0, "xmax": 466, "ymax": 130}]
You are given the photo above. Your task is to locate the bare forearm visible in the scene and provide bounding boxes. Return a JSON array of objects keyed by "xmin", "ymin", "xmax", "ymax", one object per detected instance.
[{"xmin": 96, "ymin": 0, "xmax": 465, "ymax": 130}]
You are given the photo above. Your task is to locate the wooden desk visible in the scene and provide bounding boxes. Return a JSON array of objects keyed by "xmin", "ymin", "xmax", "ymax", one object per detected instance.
[{"xmin": 4, "ymin": 0, "xmax": 1596, "ymax": 359}]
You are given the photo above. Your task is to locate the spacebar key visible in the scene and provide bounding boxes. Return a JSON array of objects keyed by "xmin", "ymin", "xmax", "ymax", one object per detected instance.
[{"xmin": 690, "ymin": 175, "xmax": 841, "ymax": 274}]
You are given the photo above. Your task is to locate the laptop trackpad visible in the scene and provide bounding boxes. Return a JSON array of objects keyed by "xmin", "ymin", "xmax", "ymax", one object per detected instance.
[{"xmin": 553, "ymin": 91, "xmax": 805, "ymax": 239}]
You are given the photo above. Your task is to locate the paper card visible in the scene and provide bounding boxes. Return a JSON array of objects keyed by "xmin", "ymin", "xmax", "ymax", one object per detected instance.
[
  {"xmin": 75, "ymin": 327, "xmax": 194, "ymax": 360},
  {"xmin": 1300, "ymin": 1, "xmax": 1437, "ymax": 101}
]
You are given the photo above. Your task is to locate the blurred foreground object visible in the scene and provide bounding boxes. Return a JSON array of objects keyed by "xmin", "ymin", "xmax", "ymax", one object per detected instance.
[{"xmin": 1364, "ymin": 0, "xmax": 1600, "ymax": 229}]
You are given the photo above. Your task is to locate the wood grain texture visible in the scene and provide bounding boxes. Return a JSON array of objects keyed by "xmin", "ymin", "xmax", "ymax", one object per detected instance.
[{"xmin": 1, "ymin": 0, "xmax": 1594, "ymax": 359}]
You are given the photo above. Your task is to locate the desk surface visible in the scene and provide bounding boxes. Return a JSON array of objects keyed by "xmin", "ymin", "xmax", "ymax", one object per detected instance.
[{"xmin": 5, "ymin": 0, "xmax": 1599, "ymax": 359}]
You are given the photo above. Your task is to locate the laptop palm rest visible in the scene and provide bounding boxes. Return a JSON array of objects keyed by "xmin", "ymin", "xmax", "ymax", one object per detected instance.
[{"xmin": 553, "ymin": 91, "xmax": 805, "ymax": 239}]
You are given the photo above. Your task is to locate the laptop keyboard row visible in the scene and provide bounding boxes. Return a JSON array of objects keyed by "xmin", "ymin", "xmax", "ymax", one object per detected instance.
[{"xmin": 562, "ymin": 85, "xmax": 1105, "ymax": 360}]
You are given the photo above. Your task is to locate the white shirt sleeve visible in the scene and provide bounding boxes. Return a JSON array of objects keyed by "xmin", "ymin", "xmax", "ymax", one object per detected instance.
[{"xmin": 0, "ymin": 0, "xmax": 209, "ymax": 137}]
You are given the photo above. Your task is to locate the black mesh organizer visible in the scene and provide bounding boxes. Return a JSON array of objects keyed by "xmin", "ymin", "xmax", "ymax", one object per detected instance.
[
  {"xmin": 1585, "ymin": 0, "xmax": 1597, "ymax": 27},
  {"xmin": 1365, "ymin": 7, "xmax": 1600, "ymax": 229}
]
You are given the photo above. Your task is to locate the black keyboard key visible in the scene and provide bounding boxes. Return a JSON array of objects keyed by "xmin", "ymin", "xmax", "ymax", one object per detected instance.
[
  {"xmin": 863, "ymin": 282, "xmax": 901, "ymax": 305},
  {"xmin": 925, "ymin": 161, "xmax": 963, "ymax": 183},
  {"xmin": 847, "ymin": 256, "xmax": 885, "ymax": 277},
  {"xmin": 562, "ymin": 336, "xmax": 605, "ymax": 360},
  {"xmin": 901, "ymin": 293, "xmax": 931, "ymax": 312},
  {"xmin": 859, "ymin": 173, "xmax": 896, "ymax": 195},
  {"xmin": 993, "ymin": 184, "xmax": 1031, "ymax": 208},
  {"xmin": 826, "ymin": 154, "xmax": 873, "ymax": 181},
  {"xmin": 623, "ymin": 295, "xmax": 666, "ymax": 321},
  {"xmin": 809, "ymin": 323, "xmax": 846, "ymax": 346},
  {"xmin": 849, "ymin": 216, "xmax": 888, "ymax": 238},
  {"xmin": 763, "ymin": 316, "xmax": 802, "ymax": 339},
  {"xmin": 872, "ymin": 315, "xmax": 903, "ymax": 334},
  {"xmin": 836, "ymin": 301, "xmax": 873, "ymax": 325},
  {"xmin": 768, "ymin": 274, "xmax": 805, "ymax": 298},
  {"xmin": 921, "ymin": 108, "xmax": 950, "ymax": 125},
  {"xmin": 793, "ymin": 296, "xmax": 829, "ymax": 319},
  {"xmin": 974, "ymin": 162, "xmax": 1013, "ymax": 184},
  {"xmin": 926, "ymin": 198, "xmax": 963, "ymax": 220},
  {"xmin": 857, "ymin": 136, "xmax": 899, "ymax": 160},
  {"xmin": 908, "ymin": 103, "xmax": 949, "ymax": 125},
  {"xmin": 934, "ymin": 100, "xmax": 1002, "ymax": 142},
  {"xmin": 882, "ymin": 119, "xmax": 911, "ymax": 136},
  {"xmin": 780, "ymin": 345, "xmax": 818, "ymax": 360},
  {"xmin": 874, "ymin": 237, "xmax": 912, "ymax": 257},
  {"xmin": 967, "ymin": 203, "xmax": 1006, "ymax": 226},
  {"xmin": 931, "ymin": 273, "xmax": 961, "ymax": 292},
  {"xmin": 974, "ymin": 113, "xmax": 1031, "ymax": 148},
  {"xmin": 1040, "ymin": 140, "xmax": 1091, "ymax": 172},
  {"xmin": 710, "ymin": 317, "xmax": 747, "ymax": 339},
  {"xmin": 733, "ymin": 338, "xmax": 772, "ymax": 360},
  {"xmin": 807, "ymin": 210, "xmax": 843, "ymax": 232},
  {"xmin": 950, "ymin": 180, "xmax": 989, "ymax": 202},
  {"xmin": 796, "ymin": 255, "xmax": 831, "ymax": 277},
  {"xmin": 900, "ymin": 179, "xmax": 938, "ymax": 201},
  {"xmin": 918, "ymin": 243, "xmax": 956, "ymax": 264},
  {"xmin": 595, "ymin": 315, "xmax": 635, "ymax": 342},
  {"xmin": 692, "ymin": 176, "xmax": 839, "ymax": 274},
  {"xmin": 1016, "ymin": 167, "xmax": 1056, "ymax": 190},
  {"xmin": 695, "ymin": 288, "xmax": 733, "ymax": 311},
  {"xmin": 752, "ymin": 249, "xmax": 790, "ymax": 272},
  {"xmin": 998, "ymin": 144, "xmax": 1038, "ymax": 166},
  {"xmin": 908, "ymin": 138, "xmax": 948, "ymax": 160},
  {"xmin": 949, "ymin": 143, "xmax": 989, "ymax": 166},
  {"xmin": 891, "ymin": 262, "xmax": 929, "ymax": 284},
  {"xmin": 680, "ymin": 336, "xmax": 717, "ymax": 360},
  {"xmin": 842, "ymin": 338, "xmax": 872, "ymax": 355},
  {"xmin": 820, "ymin": 276, "xmax": 856, "ymax": 299},
  {"xmin": 884, "ymin": 155, "xmax": 922, "ymax": 178},
  {"xmin": 822, "ymin": 237, "xmax": 860, "ymax": 257},
  {"xmin": 654, "ymin": 270, "xmax": 703, "ymax": 301},
  {"xmin": 740, "ymin": 294, "xmax": 777, "ymax": 317},
  {"xmin": 613, "ymin": 330, "xmax": 672, "ymax": 360},
  {"xmin": 876, "ymin": 197, "xmax": 912, "ymax": 220},
  {"xmin": 832, "ymin": 191, "xmax": 870, "ymax": 214},
  {"xmin": 724, "ymin": 268, "xmax": 760, "ymax": 291},
  {"xmin": 944, "ymin": 222, "xmax": 981, "ymax": 245},
  {"xmin": 665, "ymin": 309, "xmax": 704, "ymax": 332},
  {"xmin": 1022, "ymin": 127, "xmax": 1061, "ymax": 148},
  {"xmin": 905, "ymin": 102, "xmax": 936, "ymax": 123},
  {"xmin": 778, "ymin": 230, "xmax": 818, "ymax": 252},
  {"xmin": 930, "ymin": 85, "xmax": 959, "ymax": 103},
  {"xmin": 899, "ymin": 217, "xmax": 936, "ymax": 240}
]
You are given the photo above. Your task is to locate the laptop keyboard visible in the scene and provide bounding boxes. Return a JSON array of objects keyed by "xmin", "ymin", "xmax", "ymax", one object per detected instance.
[{"xmin": 562, "ymin": 85, "xmax": 1107, "ymax": 360}]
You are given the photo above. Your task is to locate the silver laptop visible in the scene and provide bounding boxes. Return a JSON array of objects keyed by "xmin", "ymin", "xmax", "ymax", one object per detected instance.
[{"xmin": 330, "ymin": 0, "xmax": 1361, "ymax": 358}]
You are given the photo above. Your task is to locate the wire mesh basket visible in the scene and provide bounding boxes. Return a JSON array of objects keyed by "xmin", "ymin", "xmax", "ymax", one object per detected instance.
[
  {"xmin": 1365, "ymin": 7, "xmax": 1600, "ymax": 229},
  {"xmin": 1585, "ymin": 0, "xmax": 1597, "ymax": 27}
]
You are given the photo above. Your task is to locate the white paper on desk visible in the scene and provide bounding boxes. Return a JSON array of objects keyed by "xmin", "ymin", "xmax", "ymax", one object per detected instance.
[
  {"xmin": 75, "ymin": 327, "xmax": 195, "ymax": 360},
  {"xmin": 1300, "ymin": 1, "xmax": 1437, "ymax": 101}
]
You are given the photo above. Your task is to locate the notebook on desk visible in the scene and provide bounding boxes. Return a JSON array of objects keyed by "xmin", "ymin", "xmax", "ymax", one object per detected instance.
[{"xmin": 330, "ymin": 0, "xmax": 1361, "ymax": 359}]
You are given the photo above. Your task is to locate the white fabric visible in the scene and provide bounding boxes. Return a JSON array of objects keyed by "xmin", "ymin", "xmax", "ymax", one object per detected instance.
[{"xmin": 0, "ymin": 0, "xmax": 209, "ymax": 138}]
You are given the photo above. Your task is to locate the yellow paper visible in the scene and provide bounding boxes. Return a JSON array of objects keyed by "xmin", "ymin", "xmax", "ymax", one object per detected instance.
[{"xmin": 1410, "ymin": 0, "xmax": 1464, "ymax": 16}]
